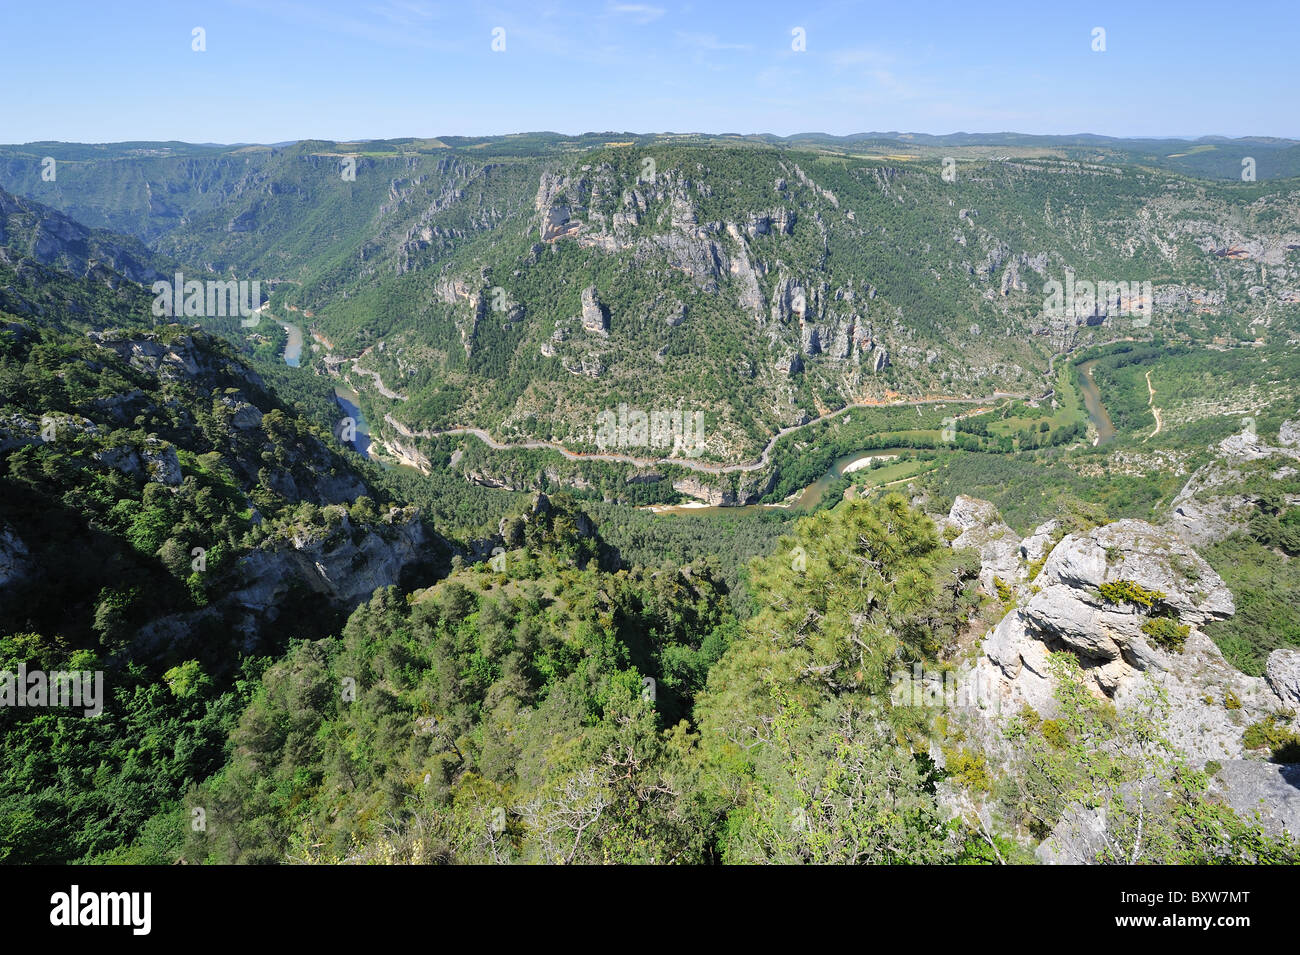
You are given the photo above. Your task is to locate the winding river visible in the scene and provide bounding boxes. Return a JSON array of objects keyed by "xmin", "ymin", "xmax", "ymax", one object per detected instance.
[
  {"xmin": 333, "ymin": 385, "xmax": 373, "ymax": 459},
  {"xmin": 1076, "ymin": 358, "xmax": 1117, "ymax": 445},
  {"xmin": 278, "ymin": 327, "xmax": 1119, "ymax": 502},
  {"xmin": 279, "ymin": 324, "xmax": 374, "ymax": 460},
  {"xmin": 648, "ymin": 448, "xmax": 907, "ymax": 516},
  {"xmin": 280, "ymin": 322, "xmax": 304, "ymax": 368}
]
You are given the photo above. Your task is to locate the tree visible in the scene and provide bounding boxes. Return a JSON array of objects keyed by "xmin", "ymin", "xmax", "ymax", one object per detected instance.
[{"xmin": 722, "ymin": 689, "xmax": 956, "ymax": 864}]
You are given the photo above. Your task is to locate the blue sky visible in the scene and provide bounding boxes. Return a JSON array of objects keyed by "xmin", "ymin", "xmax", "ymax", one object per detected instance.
[{"xmin": 4, "ymin": 0, "xmax": 1297, "ymax": 143}]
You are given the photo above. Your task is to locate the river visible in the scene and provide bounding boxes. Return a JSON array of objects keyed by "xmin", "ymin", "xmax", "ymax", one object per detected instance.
[
  {"xmin": 1076, "ymin": 358, "xmax": 1117, "ymax": 445},
  {"xmin": 649, "ymin": 362, "xmax": 1121, "ymax": 516},
  {"xmin": 278, "ymin": 321, "xmax": 375, "ymax": 460},
  {"xmin": 278, "ymin": 325, "xmax": 1115, "ymax": 493},
  {"xmin": 648, "ymin": 448, "xmax": 906, "ymax": 516},
  {"xmin": 280, "ymin": 322, "xmax": 304, "ymax": 367},
  {"xmin": 333, "ymin": 385, "xmax": 373, "ymax": 459}
]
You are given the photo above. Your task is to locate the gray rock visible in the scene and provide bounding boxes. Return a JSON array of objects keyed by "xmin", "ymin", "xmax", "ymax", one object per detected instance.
[
  {"xmin": 0, "ymin": 524, "xmax": 32, "ymax": 588},
  {"xmin": 92, "ymin": 446, "xmax": 143, "ymax": 477},
  {"xmin": 1020, "ymin": 520, "xmax": 1059, "ymax": 565},
  {"xmin": 1278, "ymin": 418, "xmax": 1300, "ymax": 449},
  {"xmin": 580, "ymin": 285, "xmax": 609, "ymax": 335},
  {"xmin": 1266, "ymin": 649, "xmax": 1300, "ymax": 707},
  {"xmin": 945, "ymin": 496, "xmax": 1023, "ymax": 594},
  {"xmin": 1210, "ymin": 761, "xmax": 1300, "ymax": 838},
  {"xmin": 136, "ymin": 506, "xmax": 428, "ymax": 653},
  {"xmin": 141, "ymin": 439, "xmax": 182, "ymax": 486}
]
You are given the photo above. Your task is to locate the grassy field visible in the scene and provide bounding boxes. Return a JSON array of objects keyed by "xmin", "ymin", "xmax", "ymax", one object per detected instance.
[{"xmin": 987, "ymin": 361, "xmax": 1087, "ymax": 438}]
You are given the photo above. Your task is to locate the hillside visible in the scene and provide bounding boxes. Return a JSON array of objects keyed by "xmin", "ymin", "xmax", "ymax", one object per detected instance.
[{"xmin": 3, "ymin": 138, "xmax": 1298, "ymax": 474}]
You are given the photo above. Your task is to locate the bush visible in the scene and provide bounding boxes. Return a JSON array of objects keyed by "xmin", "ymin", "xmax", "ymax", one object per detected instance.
[
  {"xmin": 1141, "ymin": 616, "xmax": 1191, "ymax": 652},
  {"xmin": 994, "ymin": 577, "xmax": 1015, "ymax": 605},
  {"xmin": 943, "ymin": 747, "xmax": 993, "ymax": 793},
  {"xmin": 1243, "ymin": 715, "xmax": 1300, "ymax": 762},
  {"xmin": 1040, "ymin": 719, "xmax": 1068, "ymax": 750},
  {"xmin": 1098, "ymin": 579, "xmax": 1166, "ymax": 610}
]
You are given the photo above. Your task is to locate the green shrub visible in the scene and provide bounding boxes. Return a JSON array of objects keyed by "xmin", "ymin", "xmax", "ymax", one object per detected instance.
[
  {"xmin": 1242, "ymin": 715, "xmax": 1300, "ymax": 762},
  {"xmin": 1041, "ymin": 719, "xmax": 1068, "ymax": 750},
  {"xmin": 994, "ymin": 577, "xmax": 1015, "ymax": 605},
  {"xmin": 1018, "ymin": 705, "xmax": 1042, "ymax": 732},
  {"xmin": 1141, "ymin": 616, "xmax": 1191, "ymax": 652},
  {"xmin": 943, "ymin": 747, "xmax": 993, "ymax": 793},
  {"xmin": 1098, "ymin": 579, "xmax": 1166, "ymax": 609}
]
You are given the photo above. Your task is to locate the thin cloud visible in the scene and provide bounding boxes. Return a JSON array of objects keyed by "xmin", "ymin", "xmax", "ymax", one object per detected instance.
[
  {"xmin": 675, "ymin": 31, "xmax": 752, "ymax": 51},
  {"xmin": 607, "ymin": 3, "xmax": 666, "ymax": 24}
]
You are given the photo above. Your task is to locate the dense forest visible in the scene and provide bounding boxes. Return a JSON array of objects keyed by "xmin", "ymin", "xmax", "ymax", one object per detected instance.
[{"xmin": 3, "ymin": 126, "xmax": 1300, "ymax": 866}]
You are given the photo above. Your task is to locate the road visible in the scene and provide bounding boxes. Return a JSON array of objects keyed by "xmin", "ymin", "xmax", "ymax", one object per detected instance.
[{"xmin": 385, "ymin": 386, "xmax": 1047, "ymax": 475}]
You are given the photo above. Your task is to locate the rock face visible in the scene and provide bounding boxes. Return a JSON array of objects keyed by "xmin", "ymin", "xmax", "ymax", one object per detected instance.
[
  {"xmin": 1170, "ymin": 419, "xmax": 1300, "ymax": 548},
  {"xmin": 941, "ymin": 495, "xmax": 1023, "ymax": 594},
  {"xmin": 1210, "ymin": 762, "xmax": 1300, "ymax": 838},
  {"xmin": 1266, "ymin": 649, "xmax": 1300, "ymax": 707},
  {"xmin": 1034, "ymin": 759, "xmax": 1300, "ymax": 862},
  {"xmin": 966, "ymin": 512, "xmax": 1300, "ymax": 764},
  {"xmin": 671, "ymin": 471, "xmax": 774, "ymax": 507},
  {"xmin": 1019, "ymin": 520, "xmax": 1059, "ymax": 564},
  {"xmin": 94, "ymin": 332, "xmax": 203, "ymax": 381},
  {"xmin": 977, "ymin": 519, "xmax": 1235, "ymax": 705},
  {"xmin": 137, "ymin": 506, "xmax": 431, "ymax": 652},
  {"xmin": 0, "ymin": 188, "xmax": 166, "ymax": 285},
  {"xmin": 0, "ymin": 524, "xmax": 31, "ymax": 588},
  {"xmin": 580, "ymin": 285, "xmax": 609, "ymax": 335}
]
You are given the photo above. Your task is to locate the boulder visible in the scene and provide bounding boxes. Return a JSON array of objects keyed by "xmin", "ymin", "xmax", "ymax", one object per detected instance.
[
  {"xmin": 1020, "ymin": 520, "xmax": 1059, "ymax": 565},
  {"xmin": 1266, "ymin": 649, "xmax": 1300, "ymax": 707},
  {"xmin": 0, "ymin": 524, "xmax": 32, "ymax": 589},
  {"xmin": 1210, "ymin": 761, "xmax": 1300, "ymax": 838}
]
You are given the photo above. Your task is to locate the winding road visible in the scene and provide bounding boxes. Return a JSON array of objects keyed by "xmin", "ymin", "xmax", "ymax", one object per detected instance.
[{"xmin": 384, "ymin": 386, "xmax": 1048, "ymax": 475}]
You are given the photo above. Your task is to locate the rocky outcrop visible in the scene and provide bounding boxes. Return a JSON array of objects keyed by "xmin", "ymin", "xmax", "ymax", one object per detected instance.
[
  {"xmin": 0, "ymin": 188, "xmax": 167, "ymax": 285},
  {"xmin": 941, "ymin": 496, "xmax": 1023, "ymax": 594},
  {"xmin": 977, "ymin": 519, "xmax": 1235, "ymax": 703},
  {"xmin": 1210, "ymin": 762, "xmax": 1300, "ymax": 837},
  {"xmin": 580, "ymin": 285, "xmax": 609, "ymax": 335},
  {"xmin": 967, "ymin": 513, "xmax": 1300, "ymax": 764},
  {"xmin": 1019, "ymin": 520, "xmax": 1059, "ymax": 563},
  {"xmin": 0, "ymin": 523, "xmax": 32, "ymax": 588},
  {"xmin": 89, "ymin": 437, "xmax": 182, "ymax": 485},
  {"xmin": 137, "ymin": 506, "xmax": 431, "ymax": 652},
  {"xmin": 1266, "ymin": 649, "xmax": 1300, "ymax": 708},
  {"xmin": 93, "ymin": 332, "xmax": 202, "ymax": 380},
  {"xmin": 1170, "ymin": 419, "xmax": 1300, "ymax": 547},
  {"xmin": 671, "ymin": 470, "xmax": 775, "ymax": 507}
]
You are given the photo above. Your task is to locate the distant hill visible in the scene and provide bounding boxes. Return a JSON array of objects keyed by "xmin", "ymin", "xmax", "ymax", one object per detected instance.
[{"xmin": 0, "ymin": 138, "xmax": 1297, "ymax": 468}]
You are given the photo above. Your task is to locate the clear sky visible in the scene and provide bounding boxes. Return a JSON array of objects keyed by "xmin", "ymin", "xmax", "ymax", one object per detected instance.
[{"xmin": 4, "ymin": 0, "xmax": 1297, "ymax": 144}]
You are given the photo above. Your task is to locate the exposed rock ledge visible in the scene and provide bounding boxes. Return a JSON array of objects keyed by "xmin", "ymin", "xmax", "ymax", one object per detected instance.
[
  {"xmin": 135, "ymin": 506, "xmax": 431, "ymax": 653},
  {"xmin": 956, "ymin": 505, "xmax": 1298, "ymax": 764}
]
